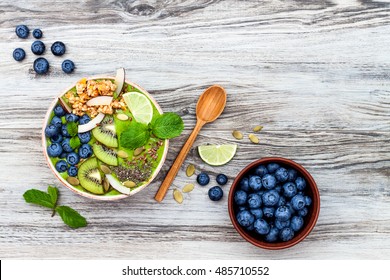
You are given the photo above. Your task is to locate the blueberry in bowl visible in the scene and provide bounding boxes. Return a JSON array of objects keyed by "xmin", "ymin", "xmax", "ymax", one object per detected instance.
[{"xmin": 228, "ymin": 157, "xmax": 320, "ymax": 249}]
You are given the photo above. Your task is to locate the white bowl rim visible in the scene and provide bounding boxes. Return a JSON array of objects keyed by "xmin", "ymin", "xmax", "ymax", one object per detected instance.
[{"xmin": 42, "ymin": 75, "xmax": 169, "ymax": 201}]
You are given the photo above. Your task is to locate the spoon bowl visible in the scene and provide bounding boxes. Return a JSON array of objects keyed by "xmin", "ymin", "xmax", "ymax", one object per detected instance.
[{"xmin": 155, "ymin": 85, "xmax": 227, "ymax": 202}]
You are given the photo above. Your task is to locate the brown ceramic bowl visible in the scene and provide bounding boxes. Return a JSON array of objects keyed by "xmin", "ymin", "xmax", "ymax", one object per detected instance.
[{"xmin": 228, "ymin": 157, "xmax": 320, "ymax": 249}]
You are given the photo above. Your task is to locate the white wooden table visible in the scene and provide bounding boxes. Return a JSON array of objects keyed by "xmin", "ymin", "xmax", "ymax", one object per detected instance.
[{"xmin": 0, "ymin": 0, "xmax": 389, "ymax": 259}]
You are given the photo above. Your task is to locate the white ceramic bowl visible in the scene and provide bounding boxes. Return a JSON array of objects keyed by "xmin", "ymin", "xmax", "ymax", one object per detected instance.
[{"xmin": 42, "ymin": 76, "xmax": 169, "ymax": 200}]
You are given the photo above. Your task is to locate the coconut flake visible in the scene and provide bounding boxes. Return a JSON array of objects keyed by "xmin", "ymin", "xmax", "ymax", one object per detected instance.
[
  {"xmin": 105, "ymin": 174, "xmax": 131, "ymax": 195},
  {"xmin": 114, "ymin": 68, "xmax": 125, "ymax": 98},
  {"xmin": 78, "ymin": 113, "xmax": 105, "ymax": 133},
  {"xmin": 86, "ymin": 96, "xmax": 113, "ymax": 106},
  {"xmin": 58, "ymin": 97, "xmax": 72, "ymax": 114}
]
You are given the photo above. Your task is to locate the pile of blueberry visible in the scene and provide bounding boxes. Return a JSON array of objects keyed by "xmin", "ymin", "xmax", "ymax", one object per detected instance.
[
  {"xmin": 197, "ymin": 172, "xmax": 228, "ymax": 201},
  {"xmin": 233, "ymin": 163, "xmax": 312, "ymax": 243},
  {"xmin": 13, "ymin": 25, "xmax": 75, "ymax": 74},
  {"xmin": 45, "ymin": 104, "xmax": 93, "ymax": 177}
]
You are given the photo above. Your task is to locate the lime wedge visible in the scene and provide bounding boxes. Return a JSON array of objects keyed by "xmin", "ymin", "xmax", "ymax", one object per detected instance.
[
  {"xmin": 122, "ymin": 92, "xmax": 153, "ymax": 124},
  {"xmin": 198, "ymin": 144, "xmax": 237, "ymax": 166}
]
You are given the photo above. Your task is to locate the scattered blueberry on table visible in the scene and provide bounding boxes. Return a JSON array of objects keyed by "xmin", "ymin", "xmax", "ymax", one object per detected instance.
[
  {"xmin": 234, "ymin": 162, "xmax": 312, "ymax": 243},
  {"xmin": 216, "ymin": 173, "xmax": 228, "ymax": 185},
  {"xmin": 33, "ymin": 57, "xmax": 49, "ymax": 74},
  {"xmin": 15, "ymin": 25, "xmax": 29, "ymax": 38},
  {"xmin": 13, "ymin": 48, "xmax": 26, "ymax": 61},
  {"xmin": 32, "ymin": 28, "xmax": 42, "ymax": 39},
  {"xmin": 62, "ymin": 59, "xmax": 75, "ymax": 74},
  {"xmin": 208, "ymin": 186, "xmax": 223, "ymax": 201},
  {"xmin": 51, "ymin": 41, "xmax": 66, "ymax": 56},
  {"xmin": 31, "ymin": 40, "xmax": 46, "ymax": 55},
  {"xmin": 197, "ymin": 172, "xmax": 210, "ymax": 186}
]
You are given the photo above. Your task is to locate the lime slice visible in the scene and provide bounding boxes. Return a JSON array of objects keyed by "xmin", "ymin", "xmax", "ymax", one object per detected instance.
[
  {"xmin": 198, "ymin": 144, "xmax": 237, "ymax": 166},
  {"xmin": 122, "ymin": 92, "xmax": 153, "ymax": 124}
]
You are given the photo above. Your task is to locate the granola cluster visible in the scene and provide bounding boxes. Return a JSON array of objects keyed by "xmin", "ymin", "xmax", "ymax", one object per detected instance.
[{"xmin": 65, "ymin": 78, "xmax": 126, "ymax": 117}]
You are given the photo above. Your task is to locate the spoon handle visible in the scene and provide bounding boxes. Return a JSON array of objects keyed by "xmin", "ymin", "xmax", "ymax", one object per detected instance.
[{"xmin": 155, "ymin": 120, "xmax": 205, "ymax": 202}]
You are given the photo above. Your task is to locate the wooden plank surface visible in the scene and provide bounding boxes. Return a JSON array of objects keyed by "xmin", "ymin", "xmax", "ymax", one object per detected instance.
[{"xmin": 0, "ymin": 0, "xmax": 389, "ymax": 259}]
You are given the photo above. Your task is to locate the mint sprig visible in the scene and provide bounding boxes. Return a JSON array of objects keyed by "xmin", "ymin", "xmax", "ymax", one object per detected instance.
[
  {"xmin": 23, "ymin": 186, "xmax": 87, "ymax": 229},
  {"xmin": 120, "ymin": 112, "xmax": 184, "ymax": 149}
]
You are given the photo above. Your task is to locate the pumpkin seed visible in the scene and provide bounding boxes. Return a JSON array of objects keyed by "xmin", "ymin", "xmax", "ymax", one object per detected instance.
[
  {"xmin": 124, "ymin": 180, "xmax": 136, "ymax": 188},
  {"xmin": 248, "ymin": 134, "xmax": 259, "ymax": 144},
  {"xmin": 253, "ymin": 125, "xmax": 263, "ymax": 132},
  {"xmin": 67, "ymin": 176, "xmax": 80, "ymax": 186},
  {"xmin": 133, "ymin": 147, "xmax": 145, "ymax": 157},
  {"xmin": 103, "ymin": 177, "xmax": 110, "ymax": 192},
  {"xmin": 232, "ymin": 130, "xmax": 243, "ymax": 140},
  {"xmin": 100, "ymin": 165, "xmax": 112, "ymax": 174},
  {"xmin": 116, "ymin": 113, "xmax": 129, "ymax": 121},
  {"xmin": 186, "ymin": 164, "xmax": 195, "ymax": 177},
  {"xmin": 182, "ymin": 183, "xmax": 194, "ymax": 193},
  {"xmin": 117, "ymin": 150, "xmax": 129, "ymax": 158},
  {"xmin": 173, "ymin": 189, "xmax": 183, "ymax": 204}
]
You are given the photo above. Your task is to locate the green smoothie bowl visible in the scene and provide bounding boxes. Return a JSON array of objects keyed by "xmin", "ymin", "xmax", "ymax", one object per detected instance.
[{"xmin": 42, "ymin": 70, "xmax": 169, "ymax": 200}]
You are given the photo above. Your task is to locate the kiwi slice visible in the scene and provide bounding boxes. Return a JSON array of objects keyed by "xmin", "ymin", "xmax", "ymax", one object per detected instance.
[
  {"xmin": 92, "ymin": 115, "xmax": 118, "ymax": 147},
  {"xmin": 78, "ymin": 157, "xmax": 104, "ymax": 194},
  {"xmin": 93, "ymin": 143, "xmax": 118, "ymax": 166}
]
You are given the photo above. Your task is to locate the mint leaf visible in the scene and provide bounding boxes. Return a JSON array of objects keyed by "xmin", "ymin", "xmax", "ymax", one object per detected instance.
[
  {"xmin": 23, "ymin": 189, "xmax": 55, "ymax": 209},
  {"xmin": 120, "ymin": 122, "xmax": 150, "ymax": 149},
  {"xmin": 66, "ymin": 122, "xmax": 78, "ymax": 136},
  {"xmin": 47, "ymin": 186, "xmax": 58, "ymax": 205},
  {"xmin": 56, "ymin": 206, "xmax": 87, "ymax": 229},
  {"xmin": 69, "ymin": 136, "xmax": 81, "ymax": 150},
  {"xmin": 151, "ymin": 112, "xmax": 184, "ymax": 139}
]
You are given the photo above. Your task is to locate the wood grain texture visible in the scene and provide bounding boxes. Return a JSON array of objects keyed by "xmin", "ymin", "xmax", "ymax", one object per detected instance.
[{"xmin": 0, "ymin": 0, "xmax": 389, "ymax": 259}]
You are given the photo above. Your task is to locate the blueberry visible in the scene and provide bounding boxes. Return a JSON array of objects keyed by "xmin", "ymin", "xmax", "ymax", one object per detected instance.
[
  {"xmin": 254, "ymin": 219, "xmax": 270, "ymax": 235},
  {"xmin": 45, "ymin": 124, "xmax": 59, "ymax": 138},
  {"xmin": 31, "ymin": 40, "xmax": 45, "ymax": 55},
  {"xmin": 282, "ymin": 182, "xmax": 297, "ymax": 198},
  {"xmin": 62, "ymin": 59, "xmax": 75, "ymax": 74},
  {"xmin": 59, "ymin": 152, "xmax": 67, "ymax": 159},
  {"xmin": 15, "ymin": 25, "xmax": 29, "ymax": 38},
  {"xmin": 66, "ymin": 152, "xmax": 80, "ymax": 165},
  {"xmin": 254, "ymin": 165, "xmax": 268, "ymax": 177},
  {"xmin": 249, "ymin": 175, "xmax": 262, "ymax": 191},
  {"xmin": 55, "ymin": 160, "xmax": 68, "ymax": 173},
  {"xmin": 234, "ymin": 190, "xmax": 248, "ymax": 206},
  {"xmin": 247, "ymin": 193, "xmax": 262, "ymax": 209},
  {"xmin": 275, "ymin": 219, "xmax": 291, "ymax": 230},
  {"xmin": 32, "ymin": 28, "xmax": 42, "ymax": 39},
  {"xmin": 61, "ymin": 124, "xmax": 71, "ymax": 137},
  {"xmin": 78, "ymin": 132, "xmax": 91, "ymax": 144},
  {"xmin": 263, "ymin": 207, "xmax": 275, "ymax": 219},
  {"xmin": 51, "ymin": 41, "xmax": 66, "ymax": 56},
  {"xmin": 54, "ymin": 105, "xmax": 65, "ymax": 117},
  {"xmin": 265, "ymin": 226, "xmax": 280, "ymax": 242},
  {"xmin": 267, "ymin": 163, "xmax": 280, "ymax": 173},
  {"xmin": 47, "ymin": 142, "xmax": 63, "ymax": 157},
  {"xmin": 33, "ymin": 57, "xmax": 49, "ymax": 74},
  {"xmin": 291, "ymin": 194, "xmax": 306, "ymax": 211},
  {"xmin": 262, "ymin": 190, "xmax": 280, "ymax": 207},
  {"xmin": 208, "ymin": 186, "xmax": 223, "ymax": 201},
  {"xmin": 67, "ymin": 165, "xmax": 78, "ymax": 177},
  {"xmin": 65, "ymin": 113, "xmax": 79, "ymax": 123},
  {"xmin": 79, "ymin": 114, "xmax": 91, "ymax": 125},
  {"xmin": 304, "ymin": 196, "xmax": 312, "ymax": 206},
  {"xmin": 13, "ymin": 48, "xmax": 26, "ymax": 61},
  {"xmin": 61, "ymin": 138, "xmax": 73, "ymax": 153},
  {"xmin": 262, "ymin": 174, "xmax": 277, "ymax": 189},
  {"xmin": 275, "ymin": 205, "xmax": 292, "ymax": 222},
  {"xmin": 239, "ymin": 177, "xmax": 250, "ymax": 192},
  {"xmin": 290, "ymin": 216, "xmax": 304, "ymax": 232},
  {"xmin": 216, "ymin": 174, "xmax": 228, "ymax": 185},
  {"xmin": 295, "ymin": 177, "xmax": 307, "ymax": 190},
  {"xmin": 287, "ymin": 169, "xmax": 298, "ymax": 181},
  {"xmin": 279, "ymin": 227, "xmax": 295, "ymax": 242},
  {"xmin": 50, "ymin": 133, "xmax": 63, "ymax": 143},
  {"xmin": 236, "ymin": 210, "xmax": 255, "ymax": 227},
  {"xmin": 78, "ymin": 143, "xmax": 93, "ymax": 158},
  {"xmin": 298, "ymin": 207, "xmax": 308, "ymax": 217},
  {"xmin": 275, "ymin": 167, "xmax": 288, "ymax": 183},
  {"xmin": 51, "ymin": 116, "xmax": 62, "ymax": 128},
  {"xmin": 197, "ymin": 172, "xmax": 210, "ymax": 186},
  {"xmin": 250, "ymin": 208, "xmax": 263, "ymax": 219},
  {"xmin": 277, "ymin": 196, "xmax": 286, "ymax": 207}
]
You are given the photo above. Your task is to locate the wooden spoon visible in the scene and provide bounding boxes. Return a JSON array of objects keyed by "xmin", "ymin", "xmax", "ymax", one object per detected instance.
[{"xmin": 154, "ymin": 85, "xmax": 227, "ymax": 202}]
